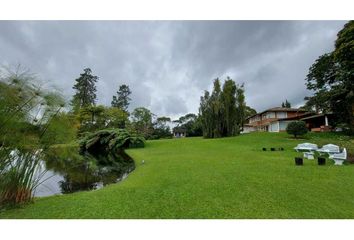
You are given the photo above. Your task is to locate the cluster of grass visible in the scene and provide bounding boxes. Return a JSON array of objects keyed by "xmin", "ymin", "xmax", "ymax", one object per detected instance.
[{"xmin": 0, "ymin": 132, "xmax": 353, "ymax": 219}]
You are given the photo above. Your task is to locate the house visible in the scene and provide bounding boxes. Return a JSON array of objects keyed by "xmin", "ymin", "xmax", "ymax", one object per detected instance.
[
  {"xmin": 173, "ymin": 127, "xmax": 187, "ymax": 138},
  {"xmin": 300, "ymin": 113, "xmax": 334, "ymax": 132},
  {"xmin": 244, "ymin": 107, "xmax": 309, "ymax": 133}
]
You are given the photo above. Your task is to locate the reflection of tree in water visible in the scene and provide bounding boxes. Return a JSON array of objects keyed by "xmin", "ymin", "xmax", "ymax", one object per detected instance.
[
  {"xmin": 44, "ymin": 147, "xmax": 135, "ymax": 194},
  {"xmin": 59, "ymin": 175, "xmax": 98, "ymax": 193}
]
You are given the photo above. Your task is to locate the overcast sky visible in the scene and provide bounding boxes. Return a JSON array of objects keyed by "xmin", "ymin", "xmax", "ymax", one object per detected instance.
[{"xmin": 0, "ymin": 21, "xmax": 346, "ymax": 119}]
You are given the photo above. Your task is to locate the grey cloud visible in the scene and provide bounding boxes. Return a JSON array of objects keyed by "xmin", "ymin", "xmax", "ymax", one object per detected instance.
[{"xmin": 0, "ymin": 21, "xmax": 346, "ymax": 118}]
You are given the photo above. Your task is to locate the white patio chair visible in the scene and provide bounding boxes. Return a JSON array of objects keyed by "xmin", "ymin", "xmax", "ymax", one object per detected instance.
[
  {"xmin": 332, "ymin": 148, "xmax": 347, "ymax": 166},
  {"xmin": 318, "ymin": 144, "xmax": 340, "ymax": 158}
]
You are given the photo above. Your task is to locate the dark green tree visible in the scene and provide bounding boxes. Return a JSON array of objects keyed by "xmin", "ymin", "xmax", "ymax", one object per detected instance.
[
  {"xmin": 111, "ymin": 84, "xmax": 132, "ymax": 112},
  {"xmin": 71, "ymin": 68, "xmax": 98, "ymax": 112},
  {"xmin": 286, "ymin": 121, "xmax": 308, "ymax": 138}
]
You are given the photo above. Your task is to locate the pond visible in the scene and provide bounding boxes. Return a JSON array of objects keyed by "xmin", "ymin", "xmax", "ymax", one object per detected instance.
[{"xmin": 34, "ymin": 147, "xmax": 135, "ymax": 197}]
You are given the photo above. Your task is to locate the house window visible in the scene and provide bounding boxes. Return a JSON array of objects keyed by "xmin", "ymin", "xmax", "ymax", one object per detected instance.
[
  {"xmin": 266, "ymin": 112, "xmax": 275, "ymax": 119},
  {"xmin": 277, "ymin": 112, "xmax": 287, "ymax": 118}
]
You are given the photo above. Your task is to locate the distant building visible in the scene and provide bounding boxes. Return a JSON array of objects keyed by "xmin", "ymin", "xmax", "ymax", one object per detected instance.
[
  {"xmin": 244, "ymin": 107, "xmax": 308, "ymax": 133},
  {"xmin": 244, "ymin": 107, "xmax": 335, "ymax": 133},
  {"xmin": 173, "ymin": 127, "xmax": 187, "ymax": 138}
]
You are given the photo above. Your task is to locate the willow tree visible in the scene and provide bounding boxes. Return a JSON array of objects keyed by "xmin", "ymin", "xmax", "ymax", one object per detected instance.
[
  {"xmin": 221, "ymin": 78, "xmax": 237, "ymax": 136},
  {"xmin": 199, "ymin": 77, "xmax": 246, "ymax": 138},
  {"xmin": 210, "ymin": 78, "xmax": 223, "ymax": 138},
  {"xmin": 200, "ymin": 90, "xmax": 212, "ymax": 138}
]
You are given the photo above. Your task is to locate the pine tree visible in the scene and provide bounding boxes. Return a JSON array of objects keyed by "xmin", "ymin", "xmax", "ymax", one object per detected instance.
[
  {"xmin": 71, "ymin": 68, "xmax": 98, "ymax": 111},
  {"xmin": 111, "ymin": 84, "xmax": 132, "ymax": 112}
]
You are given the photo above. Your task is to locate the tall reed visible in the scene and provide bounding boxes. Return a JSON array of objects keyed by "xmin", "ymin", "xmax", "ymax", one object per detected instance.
[
  {"xmin": 0, "ymin": 150, "xmax": 45, "ymax": 206},
  {"xmin": 0, "ymin": 65, "xmax": 65, "ymax": 208}
]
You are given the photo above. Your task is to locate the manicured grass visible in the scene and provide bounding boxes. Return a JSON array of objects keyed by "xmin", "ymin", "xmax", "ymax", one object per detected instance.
[{"xmin": 1, "ymin": 132, "xmax": 354, "ymax": 219}]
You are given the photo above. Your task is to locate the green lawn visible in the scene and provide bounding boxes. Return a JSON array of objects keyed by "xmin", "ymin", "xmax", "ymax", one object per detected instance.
[{"xmin": 1, "ymin": 132, "xmax": 354, "ymax": 219}]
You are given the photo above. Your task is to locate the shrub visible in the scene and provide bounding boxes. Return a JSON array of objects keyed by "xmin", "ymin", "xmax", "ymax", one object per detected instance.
[
  {"xmin": 79, "ymin": 129, "xmax": 145, "ymax": 154},
  {"xmin": 286, "ymin": 121, "xmax": 308, "ymax": 138}
]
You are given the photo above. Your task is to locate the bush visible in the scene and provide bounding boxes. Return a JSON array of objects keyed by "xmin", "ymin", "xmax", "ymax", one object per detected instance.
[
  {"xmin": 286, "ymin": 121, "xmax": 308, "ymax": 138},
  {"xmin": 79, "ymin": 129, "xmax": 145, "ymax": 154}
]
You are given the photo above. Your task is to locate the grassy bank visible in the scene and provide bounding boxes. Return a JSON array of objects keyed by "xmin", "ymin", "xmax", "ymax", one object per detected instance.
[{"xmin": 1, "ymin": 132, "xmax": 353, "ymax": 218}]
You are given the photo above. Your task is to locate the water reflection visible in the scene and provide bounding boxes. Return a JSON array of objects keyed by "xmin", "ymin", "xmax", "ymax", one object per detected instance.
[{"xmin": 34, "ymin": 147, "xmax": 135, "ymax": 197}]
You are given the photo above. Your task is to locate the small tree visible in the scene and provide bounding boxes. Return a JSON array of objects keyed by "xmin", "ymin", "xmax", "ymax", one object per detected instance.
[{"xmin": 286, "ymin": 121, "xmax": 308, "ymax": 138}]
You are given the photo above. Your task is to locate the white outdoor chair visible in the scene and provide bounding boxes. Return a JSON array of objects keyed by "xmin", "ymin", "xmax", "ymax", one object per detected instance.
[
  {"xmin": 331, "ymin": 148, "xmax": 347, "ymax": 166},
  {"xmin": 318, "ymin": 144, "xmax": 340, "ymax": 158}
]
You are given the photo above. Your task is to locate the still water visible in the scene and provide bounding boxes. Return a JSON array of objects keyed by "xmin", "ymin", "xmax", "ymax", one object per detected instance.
[{"xmin": 34, "ymin": 147, "xmax": 135, "ymax": 197}]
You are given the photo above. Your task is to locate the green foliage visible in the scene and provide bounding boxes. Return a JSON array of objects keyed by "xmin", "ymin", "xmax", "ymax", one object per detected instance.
[
  {"xmin": 0, "ymin": 66, "xmax": 67, "ymax": 207},
  {"xmin": 286, "ymin": 121, "xmax": 308, "ymax": 138},
  {"xmin": 79, "ymin": 129, "xmax": 145, "ymax": 155},
  {"xmin": 103, "ymin": 107, "xmax": 129, "ymax": 129},
  {"xmin": 130, "ymin": 107, "xmax": 154, "ymax": 139},
  {"xmin": 199, "ymin": 77, "xmax": 246, "ymax": 138},
  {"xmin": 71, "ymin": 68, "xmax": 98, "ymax": 111},
  {"xmin": 305, "ymin": 21, "xmax": 354, "ymax": 132},
  {"xmin": 40, "ymin": 113, "xmax": 78, "ymax": 146},
  {"xmin": 173, "ymin": 113, "xmax": 202, "ymax": 137},
  {"xmin": 77, "ymin": 105, "xmax": 129, "ymax": 134},
  {"xmin": 152, "ymin": 116, "xmax": 173, "ymax": 139},
  {"xmin": 111, "ymin": 84, "xmax": 132, "ymax": 112}
]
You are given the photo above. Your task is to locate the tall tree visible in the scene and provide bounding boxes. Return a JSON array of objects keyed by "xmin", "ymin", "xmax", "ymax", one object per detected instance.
[
  {"xmin": 199, "ymin": 90, "xmax": 212, "ymax": 138},
  {"xmin": 199, "ymin": 77, "xmax": 246, "ymax": 138},
  {"xmin": 221, "ymin": 78, "xmax": 237, "ymax": 136},
  {"xmin": 235, "ymin": 84, "xmax": 246, "ymax": 132},
  {"xmin": 305, "ymin": 21, "xmax": 354, "ymax": 131},
  {"xmin": 71, "ymin": 68, "xmax": 98, "ymax": 112},
  {"xmin": 210, "ymin": 78, "xmax": 223, "ymax": 138},
  {"xmin": 111, "ymin": 84, "xmax": 132, "ymax": 112}
]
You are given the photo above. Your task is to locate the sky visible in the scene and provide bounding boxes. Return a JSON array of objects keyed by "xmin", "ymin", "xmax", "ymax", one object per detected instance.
[{"xmin": 0, "ymin": 21, "xmax": 346, "ymax": 120}]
